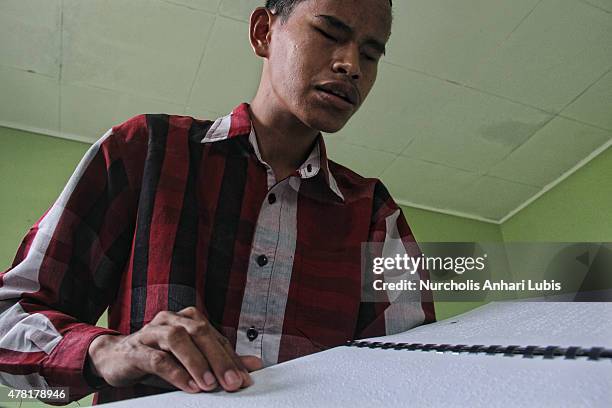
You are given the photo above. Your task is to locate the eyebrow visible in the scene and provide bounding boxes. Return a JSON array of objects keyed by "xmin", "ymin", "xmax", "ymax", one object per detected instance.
[{"xmin": 314, "ymin": 14, "xmax": 387, "ymax": 55}]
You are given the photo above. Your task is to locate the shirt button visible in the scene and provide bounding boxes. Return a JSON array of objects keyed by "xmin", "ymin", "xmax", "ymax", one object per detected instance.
[
  {"xmin": 268, "ymin": 193, "xmax": 276, "ymax": 204},
  {"xmin": 256, "ymin": 254, "xmax": 268, "ymax": 267},
  {"xmin": 247, "ymin": 327, "xmax": 258, "ymax": 341},
  {"xmin": 307, "ymin": 164, "xmax": 313, "ymax": 172}
]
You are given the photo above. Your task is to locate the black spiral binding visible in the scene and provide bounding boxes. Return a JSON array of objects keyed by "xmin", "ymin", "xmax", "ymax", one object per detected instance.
[{"xmin": 344, "ymin": 340, "xmax": 612, "ymax": 361}]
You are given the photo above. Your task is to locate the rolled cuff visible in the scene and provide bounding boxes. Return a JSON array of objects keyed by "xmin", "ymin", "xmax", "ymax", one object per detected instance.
[{"xmin": 41, "ymin": 323, "xmax": 120, "ymax": 402}]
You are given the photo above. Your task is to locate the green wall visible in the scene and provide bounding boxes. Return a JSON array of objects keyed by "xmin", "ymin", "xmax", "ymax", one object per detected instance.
[
  {"xmin": 0, "ymin": 127, "xmax": 90, "ymax": 264},
  {"xmin": 501, "ymin": 145, "xmax": 612, "ymax": 242},
  {"xmin": 403, "ymin": 206, "xmax": 503, "ymax": 243}
]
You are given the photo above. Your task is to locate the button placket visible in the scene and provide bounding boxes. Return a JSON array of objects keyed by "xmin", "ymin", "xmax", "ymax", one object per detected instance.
[{"xmin": 237, "ymin": 182, "xmax": 294, "ymax": 363}]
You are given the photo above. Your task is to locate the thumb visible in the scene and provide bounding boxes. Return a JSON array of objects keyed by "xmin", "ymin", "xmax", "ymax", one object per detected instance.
[{"xmin": 239, "ymin": 355, "xmax": 264, "ymax": 372}]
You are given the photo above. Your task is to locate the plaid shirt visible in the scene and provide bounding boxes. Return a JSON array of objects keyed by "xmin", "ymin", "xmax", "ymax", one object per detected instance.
[{"xmin": 0, "ymin": 103, "xmax": 435, "ymax": 405}]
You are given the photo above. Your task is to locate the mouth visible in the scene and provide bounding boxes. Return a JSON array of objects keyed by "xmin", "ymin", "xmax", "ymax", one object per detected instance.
[{"xmin": 314, "ymin": 82, "xmax": 359, "ymax": 107}]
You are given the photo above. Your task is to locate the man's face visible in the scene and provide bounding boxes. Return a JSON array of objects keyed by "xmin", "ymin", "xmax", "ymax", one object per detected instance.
[{"xmin": 266, "ymin": 0, "xmax": 392, "ymax": 133}]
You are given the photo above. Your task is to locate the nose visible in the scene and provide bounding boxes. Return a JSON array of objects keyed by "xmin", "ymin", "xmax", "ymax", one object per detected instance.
[{"xmin": 332, "ymin": 45, "xmax": 361, "ymax": 80}]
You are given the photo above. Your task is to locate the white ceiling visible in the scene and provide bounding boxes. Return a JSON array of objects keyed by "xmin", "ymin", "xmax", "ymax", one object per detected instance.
[{"xmin": 1, "ymin": 0, "xmax": 611, "ymax": 223}]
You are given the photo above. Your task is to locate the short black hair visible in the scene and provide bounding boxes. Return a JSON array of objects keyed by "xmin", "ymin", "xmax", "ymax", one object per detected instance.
[{"xmin": 265, "ymin": 0, "xmax": 392, "ymax": 20}]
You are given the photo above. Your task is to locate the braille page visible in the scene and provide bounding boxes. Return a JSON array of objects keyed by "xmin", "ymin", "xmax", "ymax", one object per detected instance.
[{"xmin": 97, "ymin": 302, "xmax": 612, "ymax": 408}]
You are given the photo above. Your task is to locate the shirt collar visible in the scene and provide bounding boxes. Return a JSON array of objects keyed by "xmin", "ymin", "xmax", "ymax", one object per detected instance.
[{"xmin": 201, "ymin": 103, "xmax": 345, "ymax": 202}]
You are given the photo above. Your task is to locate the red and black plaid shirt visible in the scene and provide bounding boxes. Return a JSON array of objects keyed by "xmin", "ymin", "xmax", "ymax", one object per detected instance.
[{"xmin": 0, "ymin": 103, "xmax": 434, "ymax": 405}]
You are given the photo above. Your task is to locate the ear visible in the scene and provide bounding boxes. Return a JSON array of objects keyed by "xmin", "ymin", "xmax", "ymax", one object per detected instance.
[{"xmin": 249, "ymin": 7, "xmax": 274, "ymax": 58}]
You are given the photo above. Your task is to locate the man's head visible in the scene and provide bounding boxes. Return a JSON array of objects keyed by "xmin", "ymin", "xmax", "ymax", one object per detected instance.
[{"xmin": 249, "ymin": 0, "xmax": 393, "ymax": 133}]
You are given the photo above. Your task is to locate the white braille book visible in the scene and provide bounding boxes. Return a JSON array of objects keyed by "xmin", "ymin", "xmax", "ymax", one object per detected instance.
[{"xmin": 97, "ymin": 301, "xmax": 612, "ymax": 408}]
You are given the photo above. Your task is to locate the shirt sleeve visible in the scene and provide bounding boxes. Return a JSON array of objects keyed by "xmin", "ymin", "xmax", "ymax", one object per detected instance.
[
  {"xmin": 0, "ymin": 117, "xmax": 146, "ymax": 403},
  {"xmin": 354, "ymin": 180, "xmax": 436, "ymax": 340}
]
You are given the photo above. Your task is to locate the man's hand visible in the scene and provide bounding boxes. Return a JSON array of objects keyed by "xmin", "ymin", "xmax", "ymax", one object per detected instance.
[{"xmin": 87, "ymin": 306, "xmax": 263, "ymax": 393}]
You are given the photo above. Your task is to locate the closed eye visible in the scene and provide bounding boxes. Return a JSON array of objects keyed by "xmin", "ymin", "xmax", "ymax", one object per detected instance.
[
  {"xmin": 362, "ymin": 53, "xmax": 377, "ymax": 62},
  {"xmin": 315, "ymin": 28, "xmax": 337, "ymax": 42}
]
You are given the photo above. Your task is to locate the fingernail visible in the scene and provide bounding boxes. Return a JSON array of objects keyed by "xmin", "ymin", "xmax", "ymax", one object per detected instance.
[
  {"xmin": 203, "ymin": 371, "xmax": 217, "ymax": 387},
  {"xmin": 224, "ymin": 370, "xmax": 240, "ymax": 386},
  {"xmin": 188, "ymin": 380, "xmax": 199, "ymax": 392}
]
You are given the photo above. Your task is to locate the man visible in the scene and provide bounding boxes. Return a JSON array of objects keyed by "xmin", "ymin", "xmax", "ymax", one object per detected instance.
[{"xmin": 0, "ymin": 0, "xmax": 434, "ymax": 405}]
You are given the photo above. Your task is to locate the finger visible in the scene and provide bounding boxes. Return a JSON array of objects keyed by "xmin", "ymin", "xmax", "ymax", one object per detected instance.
[
  {"xmin": 151, "ymin": 312, "xmax": 222, "ymax": 390},
  {"xmin": 174, "ymin": 308, "xmax": 251, "ymax": 385},
  {"xmin": 196, "ymin": 332, "xmax": 245, "ymax": 391},
  {"xmin": 137, "ymin": 347, "xmax": 200, "ymax": 394},
  {"xmin": 239, "ymin": 355, "xmax": 264, "ymax": 372},
  {"xmin": 216, "ymin": 335, "xmax": 253, "ymax": 388},
  {"xmin": 149, "ymin": 325, "xmax": 217, "ymax": 392},
  {"xmin": 149, "ymin": 310, "xmax": 179, "ymax": 326},
  {"xmin": 175, "ymin": 308, "xmax": 245, "ymax": 392},
  {"xmin": 176, "ymin": 307, "xmax": 219, "ymax": 333}
]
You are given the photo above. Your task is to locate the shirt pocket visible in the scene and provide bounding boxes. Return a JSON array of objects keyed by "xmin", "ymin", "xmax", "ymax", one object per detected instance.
[{"xmin": 292, "ymin": 244, "xmax": 362, "ymax": 349}]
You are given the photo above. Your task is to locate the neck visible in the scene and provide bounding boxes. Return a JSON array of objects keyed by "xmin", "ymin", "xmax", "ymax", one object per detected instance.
[{"xmin": 249, "ymin": 87, "xmax": 320, "ymax": 182}]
